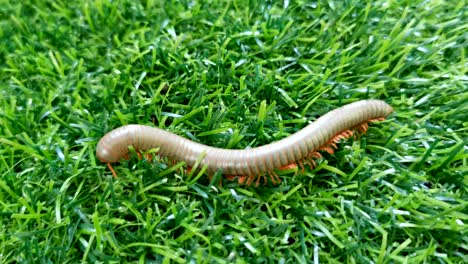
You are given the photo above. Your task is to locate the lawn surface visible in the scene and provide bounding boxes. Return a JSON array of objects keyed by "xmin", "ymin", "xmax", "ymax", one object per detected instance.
[{"xmin": 0, "ymin": 0, "xmax": 466, "ymax": 263}]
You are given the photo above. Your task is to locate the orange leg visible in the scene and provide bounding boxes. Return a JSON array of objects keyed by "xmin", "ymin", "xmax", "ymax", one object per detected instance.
[
  {"xmin": 136, "ymin": 150, "xmax": 143, "ymax": 159},
  {"xmin": 305, "ymin": 157, "xmax": 316, "ymax": 169},
  {"xmin": 369, "ymin": 117, "xmax": 385, "ymax": 122},
  {"xmin": 245, "ymin": 175, "xmax": 255, "ymax": 186},
  {"xmin": 263, "ymin": 174, "xmax": 269, "ymax": 185},
  {"xmin": 320, "ymin": 145, "xmax": 335, "ymax": 154},
  {"xmin": 343, "ymin": 129, "xmax": 353, "ymax": 137},
  {"xmin": 225, "ymin": 175, "xmax": 236, "ymax": 181},
  {"xmin": 145, "ymin": 153, "xmax": 153, "ymax": 162},
  {"xmin": 107, "ymin": 163, "xmax": 118, "ymax": 178},
  {"xmin": 297, "ymin": 160, "xmax": 305, "ymax": 173},
  {"xmin": 338, "ymin": 129, "xmax": 355, "ymax": 140},
  {"xmin": 267, "ymin": 171, "xmax": 281, "ymax": 185},
  {"xmin": 355, "ymin": 122, "xmax": 369, "ymax": 133},
  {"xmin": 273, "ymin": 171, "xmax": 281, "ymax": 184},
  {"xmin": 266, "ymin": 171, "xmax": 274, "ymax": 185},
  {"xmin": 278, "ymin": 163, "xmax": 298, "ymax": 170},
  {"xmin": 238, "ymin": 176, "xmax": 247, "ymax": 185},
  {"xmin": 362, "ymin": 123, "xmax": 369, "ymax": 132},
  {"xmin": 225, "ymin": 175, "xmax": 252, "ymax": 186},
  {"xmin": 255, "ymin": 174, "xmax": 262, "ymax": 187},
  {"xmin": 311, "ymin": 152, "xmax": 322, "ymax": 159}
]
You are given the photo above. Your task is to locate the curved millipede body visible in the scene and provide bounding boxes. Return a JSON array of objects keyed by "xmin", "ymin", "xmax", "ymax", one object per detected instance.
[{"xmin": 97, "ymin": 99, "xmax": 393, "ymax": 185}]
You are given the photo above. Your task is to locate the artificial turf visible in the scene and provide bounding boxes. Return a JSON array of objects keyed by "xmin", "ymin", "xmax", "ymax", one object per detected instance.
[{"xmin": 0, "ymin": 0, "xmax": 466, "ymax": 263}]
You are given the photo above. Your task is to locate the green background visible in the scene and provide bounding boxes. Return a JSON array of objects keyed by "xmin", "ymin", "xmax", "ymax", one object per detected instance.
[{"xmin": 0, "ymin": 0, "xmax": 466, "ymax": 263}]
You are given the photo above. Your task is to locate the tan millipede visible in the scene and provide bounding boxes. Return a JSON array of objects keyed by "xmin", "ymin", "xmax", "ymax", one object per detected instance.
[{"xmin": 96, "ymin": 99, "xmax": 393, "ymax": 185}]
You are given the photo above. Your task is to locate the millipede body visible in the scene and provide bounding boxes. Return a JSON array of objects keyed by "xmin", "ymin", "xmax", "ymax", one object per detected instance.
[{"xmin": 96, "ymin": 100, "xmax": 393, "ymax": 185}]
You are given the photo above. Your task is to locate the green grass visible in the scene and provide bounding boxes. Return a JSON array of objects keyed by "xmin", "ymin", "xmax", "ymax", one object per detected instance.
[{"xmin": 0, "ymin": 0, "xmax": 466, "ymax": 262}]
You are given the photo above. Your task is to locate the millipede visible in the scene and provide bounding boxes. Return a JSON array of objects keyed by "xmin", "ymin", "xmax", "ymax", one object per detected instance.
[{"xmin": 96, "ymin": 99, "xmax": 393, "ymax": 186}]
